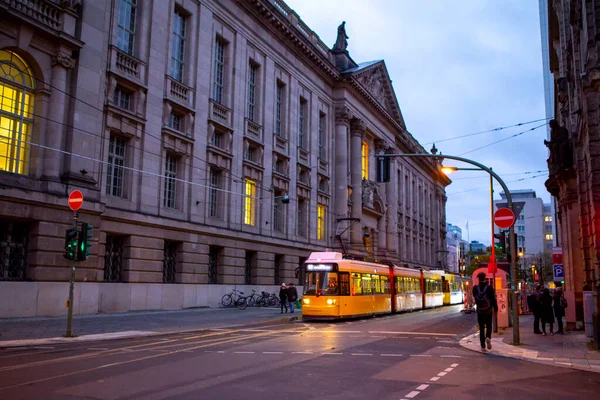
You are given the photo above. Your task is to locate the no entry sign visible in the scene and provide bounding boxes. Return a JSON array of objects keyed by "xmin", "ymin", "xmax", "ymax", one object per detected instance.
[
  {"xmin": 494, "ymin": 207, "xmax": 515, "ymax": 229},
  {"xmin": 68, "ymin": 190, "xmax": 84, "ymax": 211}
]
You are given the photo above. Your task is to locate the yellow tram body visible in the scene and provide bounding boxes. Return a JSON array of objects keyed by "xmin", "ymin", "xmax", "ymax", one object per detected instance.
[{"xmin": 301, "ymin": 251, "xmax": 464, "ymax": 319}]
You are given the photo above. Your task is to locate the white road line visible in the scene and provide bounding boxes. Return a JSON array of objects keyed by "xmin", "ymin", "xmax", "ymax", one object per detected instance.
[
  {"xmin": 216, "ymin": 351, "xmax": 225, "ymax": 353},
  {"xmin": 351, "ymin": 353, "xmax": 373, "ymax": 356},
  {"xmin": 415, "ymin": 337, "xmax": 429, "ymax": 340},
  {"xmin": 234, "ymin": 351, "xmax": 255, "ymax": 354},
  {"xmin": 405, "ymin": 391, "xmax": 421, "ymax": 398},
  {"xmin": 322, "ymin": 352, "xmax": 343, "ymax": 355},
  {"xmin": 416, "ymin": 384, "xmax": 429, "ymax": 391},
  {"xmin": 204, "ymin": 350, "xmax": 213, "ymax": 353},
  {"xmin": 440, "ymin": 355, "xmax": 462, "ymax": 358},
  {"xmin": 370, "ymin": 336, "xmax": 387, "ymax": 338},
  {"xmin": 263, "ymin": 351, "xmax": 284, "ymax": 354},
  {"xmin": 292, "ymin": 351, "xmax": 314, "ymax": 354},
  {"xmin": 33, "ymin": 346, "xmax": 55, "ymax": 349},
  {"xmin": 87, "ymin": 347, "xmax": 109, "ymax": 351},
  {"xmin": 350, "ymin": 335, "xmax": 364, "ymax": 338},
  {"xmin": 437, "ymin": 372, "xmax": 447, "ymax": 377},
  {"xmin": 381, "ymin": 353, "xmax": 403, "ymax": 357},
  {"xmin": 444, "ymin": 368, "xmax": 454, "ymax": 372},
  {"xmin": 410, "ymin": 355, "xmax": 432, "ymax": 357},
  {"xmin": 430, "ymin": 377, "xmax": 440, "ymax": 382},
  {"xmin": 318, "ymin": 330, "xmax": 362, "ymax": 333},
  {"xmin": 451, "ymin": 363, "xmax": 459, "ymax": 367},
  {"xmin": 368, "ymin": 331, "xmax": 455, "ymax": 336},
  {"xmin": 240, "ymin": 329, "xmax": 273, "ymax": 332}
]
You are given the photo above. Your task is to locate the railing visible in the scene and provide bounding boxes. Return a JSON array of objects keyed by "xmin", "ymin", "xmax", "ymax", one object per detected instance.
[
  {"xmin": 116, "ymin": 49, "xmax": 140, "ymax": 78},
  {"xmin": 3, "ymin": 0, "xmax": 62, "ymax": 31},
  {"xmin": 209, "ymin": 99, "xmax": 231, "ymax": 127},
  {"xmin": 270, "ymin": 0, "xmax": 289, "ymax": 17},
  {"xmin": 246, "ymin": 119, "xmax": 261, "ymax": 137},
  {"xmin": 275, "ymin": 134, "xmax": 287, "ymax": 152},
  {"xmin": 318, "ymin": 158, "xmax": 328, "ymax": 174},
  {"xmin": 298, "ymin": 148, "xmax": 309, "ymax": 164},
  {"xmin": 168, "ymin": 76, "xmax": 192, "ymax": 104}
]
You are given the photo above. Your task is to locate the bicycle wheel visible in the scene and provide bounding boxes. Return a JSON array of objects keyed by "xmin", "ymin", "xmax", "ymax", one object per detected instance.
[
  {"xmin": 246, "ymin": 296, "xmax": 256, "ymax": 307},
  {"xmin": 237, "ymin": 297, "xmax": 248, "ymax": 310},
  {"xmin": 221, "ymin": 294, "xmax": 233, "ymax": 307}
]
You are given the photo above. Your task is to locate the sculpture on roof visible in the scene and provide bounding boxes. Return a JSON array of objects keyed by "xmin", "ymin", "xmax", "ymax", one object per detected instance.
[{"xmin": 333, "ymin": 21, "xmax": 349, "ymax": 51}]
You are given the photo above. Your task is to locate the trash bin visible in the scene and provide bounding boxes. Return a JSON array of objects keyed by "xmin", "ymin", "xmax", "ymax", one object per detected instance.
[{"xmin": 584, "ymin": 291, "xmax": 597, "ymax": 338}]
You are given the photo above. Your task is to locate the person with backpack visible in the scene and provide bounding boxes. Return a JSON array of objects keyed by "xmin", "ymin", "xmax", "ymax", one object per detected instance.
[
  {"xmin": 553, "ymin": 286, "xmax": 567, "ymax": 335},
  {"xmin": 473, "ymin": 272, "xmax": 498, "ymax": 351},
  {"xmin": 539, "ymin": 288, "xmax": 555, "ymax": 335}
]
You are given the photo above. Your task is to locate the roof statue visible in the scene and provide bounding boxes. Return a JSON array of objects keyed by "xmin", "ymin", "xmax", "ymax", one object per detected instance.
[{"xmin": 333, "ymin": 21, "xmax": 349, "ymax": 51}]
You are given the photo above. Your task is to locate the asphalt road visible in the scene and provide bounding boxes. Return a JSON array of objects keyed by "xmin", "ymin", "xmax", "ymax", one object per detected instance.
[{"xmin": 1, "ymin": 305, "xmax": 599, "ymax": 400}]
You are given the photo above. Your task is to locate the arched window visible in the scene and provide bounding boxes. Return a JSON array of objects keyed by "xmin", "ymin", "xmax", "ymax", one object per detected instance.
[{"xmin": 0, "ymin": 50, "xmax": 35, "ymax": 175}]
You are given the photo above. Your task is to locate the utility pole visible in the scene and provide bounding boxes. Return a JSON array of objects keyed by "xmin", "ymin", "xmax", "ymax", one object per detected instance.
[{"xmin": 66, "ymin": 212, "xmax": 78, "ymax": 337}]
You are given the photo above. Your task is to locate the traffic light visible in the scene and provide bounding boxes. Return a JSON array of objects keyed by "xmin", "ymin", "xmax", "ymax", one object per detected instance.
[
  {"xmin": 64, "ymin": 228, "xmax": 78, "ymax": 260},
  {"xmin": 77, "ymin": 223, "xmax": 93, "ymax": 261},
  {"xmin": 494, "ymin": 231, "xmax": 506, "ymax": 252},
  {"xmin": 376, "ymin": 155, "xmax": 390, "ymax": 183}
]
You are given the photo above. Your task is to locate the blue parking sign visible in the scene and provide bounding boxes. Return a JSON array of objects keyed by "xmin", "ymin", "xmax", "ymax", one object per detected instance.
[{"xmin": 553, "ymin": 264, "xmax": 564, "ymax": 281}]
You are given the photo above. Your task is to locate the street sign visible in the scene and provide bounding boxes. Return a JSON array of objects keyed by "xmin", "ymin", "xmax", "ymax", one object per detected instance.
[
  {"xmin": 494, "ymin": 207, "xmax": 515, "ymax": 229},
  {"xmin": 553, "ymin": 264, "xmax": 564, "ymax": 281},
  {"xmin": 68, "ymin": 190, "xmax": 84, "ymax": 211},
  {"xmin": 496, "ymin": 202, "xmax": 526, "ymax": 220}
]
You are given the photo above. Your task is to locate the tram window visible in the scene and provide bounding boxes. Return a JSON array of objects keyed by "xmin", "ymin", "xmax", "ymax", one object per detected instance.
[
  {"xmin": 339, "ymin": 272, "xmax": 350, "ymax": 295},
  {"xmin": 395, "ymin": 277, "xmax": 403, "ymax": 293},
  {"xmin": 352, "ymin": 273, "xmax": 362, "ymax": 295},
  {"xmin": 362, "ymin": 274, "xmax": 373, "ymax": 295},
  {"xmin": 303, "ymin": 271, "xmax": 339, "ymax": 295},
  {"xmin": 381, "ymin": 276, "xmax": 390, "ymax": 294},
  {"xmin": 372, "ymin": 275, "xmax": 381, "ymax": 294}
]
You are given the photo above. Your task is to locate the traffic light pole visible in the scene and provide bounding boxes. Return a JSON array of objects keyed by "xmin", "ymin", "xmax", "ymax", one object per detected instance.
[
  {"xmin": 66, "ymin": 211, "xmax": 78, "ymax": 338},
  {"xmin": 377, "ymin": 152, "xmax": 520, "ymax": 345}
]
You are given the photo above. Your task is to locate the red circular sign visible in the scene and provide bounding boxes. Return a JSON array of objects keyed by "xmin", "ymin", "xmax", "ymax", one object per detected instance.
[
  {"xmin": 494, "ymin": 207, "xmax": 515, "ymax": 229},
  {"xmin": 68, "ymin": 190, "xmax": 84, "ymax": 211}
]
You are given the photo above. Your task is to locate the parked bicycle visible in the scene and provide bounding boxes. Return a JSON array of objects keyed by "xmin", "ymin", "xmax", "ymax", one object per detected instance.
[{"xmin": 220, "ymin": 289, "xmax": 248, "ymax": 310}]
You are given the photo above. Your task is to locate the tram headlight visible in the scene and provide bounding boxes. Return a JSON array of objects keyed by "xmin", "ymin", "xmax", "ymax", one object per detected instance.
[
  {"xmin": 303, "ymin": 298, "xmax": 310, "ymax": 305},
  {"xmin": 326, "ymin": 299, "xmax": 337, "ymax": 305}
]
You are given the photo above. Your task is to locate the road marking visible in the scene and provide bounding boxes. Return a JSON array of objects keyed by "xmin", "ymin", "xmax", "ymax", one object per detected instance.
[
  {"xmin": 318, "ymin": 330, "xmax": 362, "ymax": 333},
  {"xmin": 233, "ymin": 351, "xmax": 255, "ymax": 354},
  {"xmin": 415, "ymin": 337, "xmax": 429, "ymax": 340},
  {"xmin": 444, "ymin": 368, "xmax": 454, "ymax": 372},
  {"xmin": 368, "ymin": 331, "xmax": 455, "ymax": 336},
  {"xmin": 370, "ymin": 336, "xmax": 387, "ymax": 338},
  {"xmin": 263, "ymin": 351, "xmax": 284, "ymax": 354},
  {"xmin": 381, "ymin": 353, "xmax": 403, "ymax": 357},
  {"xmin": 33, "ymin": 346, "xmax": 55, "ymax": 349},
  {"xmin": 410, "ymin": 355, "xmax": 432, "ymax": 357},
  {"xmin": 416, "ymin": 384, "xmax": 429, "ymax": 391},
  {"xmin": 216, "ymin": 351, "xmax": 225, "ymax": 353},
  {"xmin": 440, "ymin": 355, "xmax": 461, "ymax": 358},
  {"xmin": 430, "ymin": 377, "xmax": 440, "ymax": 381},
  {"xmin": 351, "ymin": 353, "xmax": 373, "ymax": 356},
  {"xmin": 451, "ymin": 363, "xmax": 459, "ymax": 367},
  {"xmin": 405, "ymin": 391, "xmax": 421, "ymax": 398},
  {"xmin": 322, "ymin": 352, "xmax": 343, "ymax": 355},
  {"xmin": 437, "ymin": 372, "xmax": 447, "ymax": 377},
  {"xmin": 350, "ymin": 335, "xmax": 364, "ymax": 338},
  {"xmin": 292, "ymin": 351, "xmax": 314, "ymax": 354},
  {"xmin": 86, "ymin": 347, "xmax": 109, "ymax": 351}
]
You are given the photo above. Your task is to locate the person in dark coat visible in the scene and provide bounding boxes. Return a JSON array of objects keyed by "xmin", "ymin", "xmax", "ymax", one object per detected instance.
[
  {"xmin": 473, "ymin": 272, "xmax": 499, "ymax": 351},
  {"xmin": 279, "ymin": 283, "xmax": 289, "ymax": 313},
  {"xmin": 553, "ymin": 286, "xmax": 566, "ymax": 334},
  {"xmin": 539, "ymin": 288, "xmax": 554, "ymax": 335},
  {"xmin": 530, "ymin": 285, "xmax": 542, "ymax": 334},
  {"xmin": 287, "ymin": 283, "xmax": 298, "ymax": 313}
]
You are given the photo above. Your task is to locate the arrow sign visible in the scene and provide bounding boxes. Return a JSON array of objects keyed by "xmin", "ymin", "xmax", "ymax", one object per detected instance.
[
  {"xmin": 68, "ymin": 190, "xmax": 84, "ymax": 211},
  {"xmin": 494, "ymin": 207, "xmax": 515, "ymax": 229}
]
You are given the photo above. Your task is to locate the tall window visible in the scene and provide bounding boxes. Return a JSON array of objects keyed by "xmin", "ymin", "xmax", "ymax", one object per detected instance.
[
  {"xmin": 104, "ymin": 235, "xmax": 124, "ymax": 282},
  {"xmin": 106, "ymin": 135, "xmax": 126, "ymax": 197},
  {"xmin": 247, "ymin": 63, "xmax": 257, "ymax": 122},
  {"xmin": 361, "ymin": 141, "xmax": 369, "ymax": 180},
  {"xmin": 163, "ymin": 241, "xmax": 177, "ymax": 284},
  {"xmin": 114, "ymin": 85, "xmax": 132, "ymax": 110},
  {"xmin": 213, "ymin": 39, "xmax": 225, "ymax": 103},
  {"xmin": 170, "ymin": 10, "xmax": 186, "ymax": 82},
  {"xmin": 318, "ymin": 112, "xmax": 326, "ymax": 159},
  {"xmin": 208, "ymin": 167, "xmax": 221, "ymax": 218},
  {"xmin": 273, "ymin": 189, "xmax": 285, "ymax": 232},
  {"xmin": 275, "ymin": 82, "xmax": 284, "ymax": 136},
  {"xmin": 317, "ymin": 204, "xmax": 326, "ymax": 240},
  {"xmin": 168, "ymin": 112, "xmax": 182, "ymax": 131},
  {"xmin": 117, "ymin": 0, "xmax": 137, "ymax": 55},
  {"xmin": 244, "ymin": 178, "xmax": 256, "ymax": 226},
  {"xmin": 208, "ymin": 246, "xmax": 220, "ymax": 284},
  {"xmin": 298, "ymin": 197, "xmax": 307, "ymax": 237},
  {"xmin": 298, "ymin": 98, "xmax": 307, "ymax": 149},
  {"xmin": 0, "ymin": 50, "xmax": 35, "ymax": 175},
  {"xmin": 274, "ymin": 255, "xmax": 283, "ymax": 285},
  {"xmin": 164, "ymin": 153, "xmax": 178, "ymax": 209}
]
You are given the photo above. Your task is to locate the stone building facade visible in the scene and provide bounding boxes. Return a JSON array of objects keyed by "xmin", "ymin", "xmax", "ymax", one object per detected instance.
[
  {"xmin": 0, "ymin": 0, "xmax": 449, "ymax": 317},
  {"xmin": 545, "ymin": 0, "xmax": 600, "ymax": 340}
]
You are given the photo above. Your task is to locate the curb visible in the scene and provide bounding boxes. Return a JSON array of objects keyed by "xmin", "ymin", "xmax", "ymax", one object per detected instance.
[
  {"xmin": 459, "ymin": 332, "xmax": 600, "ymax": 373},
  {"xmin": 0, "ymin": 315, "xmax": 300, "ymax": 349}
]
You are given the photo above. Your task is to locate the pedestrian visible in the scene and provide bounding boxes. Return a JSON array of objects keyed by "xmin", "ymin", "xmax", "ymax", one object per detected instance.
[
  {"xmin": 288, "ymin": 282, "xmax": 298, "ymax": 313},
  {"xmin": 473, "ymin": 272, "xmax": 498, "ymax": 351},
  {"xmin": 279, "ymin": 283, "xmax": 288, "ymax": 313},
  {"xmin": 530, "ymin": 285, "xmax": 543, "ymax": 334},
  {"xmin": 553, "ymin": 285, "xmax": 567, "ymax": 335},
  {"xmin": 539, "ymin": 288, "xmax": 554, "ymax": 336}
]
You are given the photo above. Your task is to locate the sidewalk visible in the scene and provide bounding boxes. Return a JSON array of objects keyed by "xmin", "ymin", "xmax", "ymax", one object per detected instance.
[
  {"xmin": 0, "ymin": 307, "xmax": 300, "ymax": 348},
  {"xmin": 460, "ymin": 314, "xmax": 600, "ymax": 373}
]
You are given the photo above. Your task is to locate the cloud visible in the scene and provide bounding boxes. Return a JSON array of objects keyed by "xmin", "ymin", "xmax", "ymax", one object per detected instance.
[{"xmin": 285, "ymin": 0, "xmax": 548, "ymax": 245}]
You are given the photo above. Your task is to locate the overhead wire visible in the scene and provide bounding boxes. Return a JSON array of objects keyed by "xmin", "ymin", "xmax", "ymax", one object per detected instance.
[{"xmin": 458, "ymin": 123, "xmax": 549, "ymax": 156}]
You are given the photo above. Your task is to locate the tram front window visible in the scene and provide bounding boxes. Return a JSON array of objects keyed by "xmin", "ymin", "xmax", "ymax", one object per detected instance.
[{"xmin": 304, "ymin": 271, "xmax": 339, "ymax": 296}]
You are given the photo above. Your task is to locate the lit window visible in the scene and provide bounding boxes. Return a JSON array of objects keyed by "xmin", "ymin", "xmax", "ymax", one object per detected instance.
[
  {"xmin": 213, "ymin": 39, "xmax": 225, "ymax": 103},
  {"xmin": 0, "ymin": 50, "xmax": 34, "ymax": 175},
  {"xmin": 317, "ymin": 204, "xmax": 326, "ymax": 240},
  {"xmin": 362, "ymin": 141, "xmax": 369, "ymax": 180},
  {"xmin": 170, "ymin": 10, "xmax": 186, "ymax": 82},
  {"xmin": 243, "ymin": 178, "xmax": 256, "ymax": 225},
  {"xmin": 545, "ymin": 234, "xmax": 553, "ymax": 240},
  {"xmin": 544, "ymin": 216, "xmax": 552, "ymax": 222},
  {"xmin": 117, "ymin": 0, "xmax": 137, "ymax": 55}
]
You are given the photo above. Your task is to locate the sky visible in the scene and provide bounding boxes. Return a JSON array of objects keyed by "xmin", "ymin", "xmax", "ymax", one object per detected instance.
[{"xmin": 285, "ymin": 0, "xmax": 548, "ymax": 246}]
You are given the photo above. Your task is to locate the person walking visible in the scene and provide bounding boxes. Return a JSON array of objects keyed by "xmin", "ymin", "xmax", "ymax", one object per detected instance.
[
  {"xmin": 473, "ymin": 272, "xmax": 498, "ymax": 351},
  {"xmin": 540, "ymin": 288, "xmax": 555, "ymax": 335},
  {"xmin": 279, "ymin": 283, "xmax": 289, "ymax": 313},
  {"xmin": 287, "ymin": 282, "xmax": 298, "ymax": 313},
  {"xmin": 553, "ymin": 285, "xmax": 567, "ymax": 335}
]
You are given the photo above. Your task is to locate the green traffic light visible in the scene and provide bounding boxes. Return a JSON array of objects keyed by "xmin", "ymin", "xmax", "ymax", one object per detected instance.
[{"xmin": 77, "ymin": 223, "xmax": 93, "ymax": 261}]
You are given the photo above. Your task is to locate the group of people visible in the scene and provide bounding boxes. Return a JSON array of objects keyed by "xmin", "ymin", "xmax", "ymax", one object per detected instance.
[
  {"xmin": 527, "ymin": 284, "xmax": 567, "ymax": 335},
  {"xmin": 279, "ymin": 283, "xmax": 299, "ymax": 313},
  {"xmin": 473, "ymin": 272, "xmax": 569, "ymax": 352}
]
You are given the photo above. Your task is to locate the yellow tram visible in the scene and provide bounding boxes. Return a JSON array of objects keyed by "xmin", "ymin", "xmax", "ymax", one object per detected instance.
[{"xmin": 301, "ymin": 251, "xmax": 464, "ymax": 319}]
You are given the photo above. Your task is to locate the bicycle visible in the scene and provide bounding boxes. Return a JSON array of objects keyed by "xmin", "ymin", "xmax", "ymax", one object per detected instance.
[
  {"xmin": 221, "ymin": 289, "xmax": 245, "ymax": 308},
  {"xmin": 241, "ymin": 290, "xmax": 259, "ymax": 308}
]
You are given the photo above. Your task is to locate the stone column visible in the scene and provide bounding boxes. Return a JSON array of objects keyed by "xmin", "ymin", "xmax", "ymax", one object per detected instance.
[
  {"xmin": 350, "ymin": 118, "xmax": 365, "ymax": 245},
  {"xmin": 42, "ymin": 51, "xmax": 75, "ymax": 180},
  {"xmin": 334, "ymin": 107, "xmax": 351, "ymax": 221}
]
